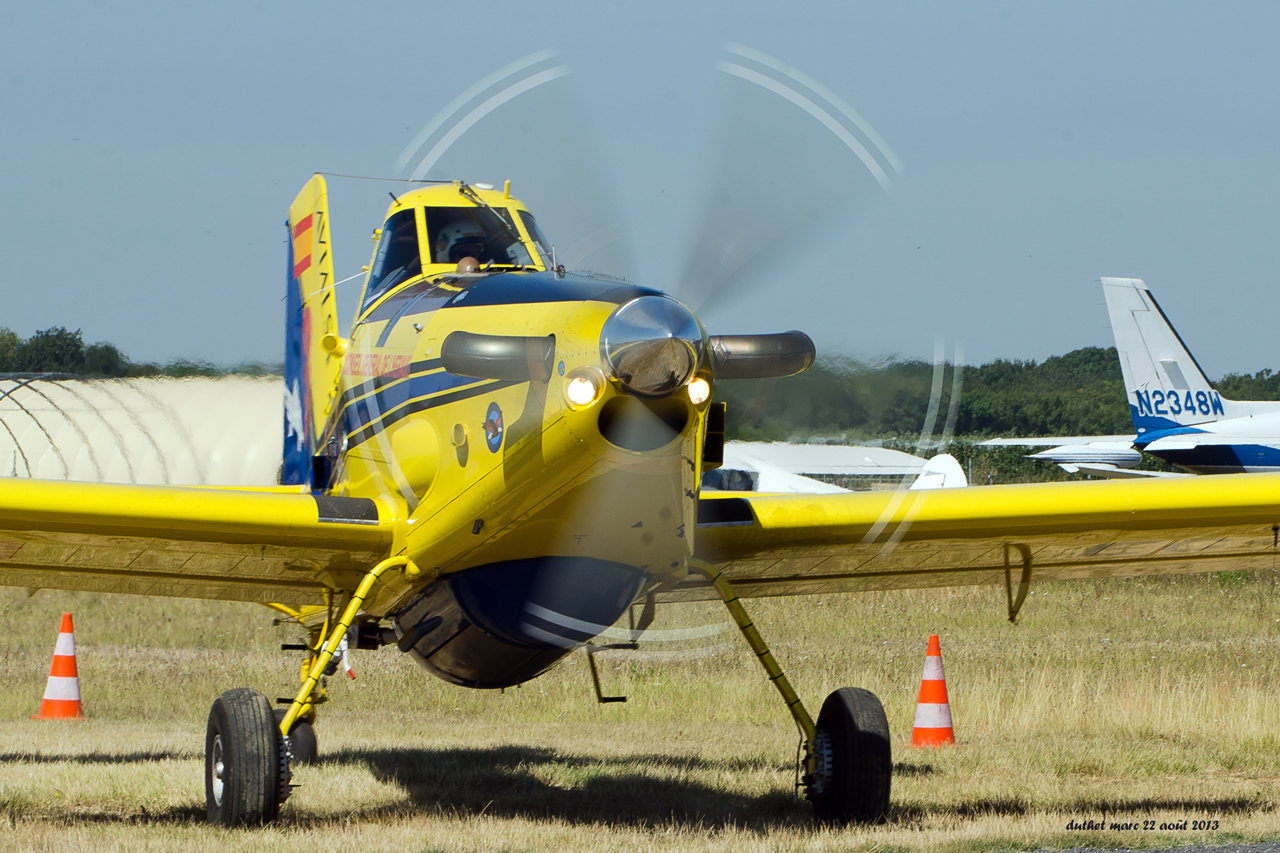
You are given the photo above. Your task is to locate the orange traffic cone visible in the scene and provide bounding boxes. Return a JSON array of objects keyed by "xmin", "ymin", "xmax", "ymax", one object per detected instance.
[
  {"xmin": 32, "ymin": 613, "xmax": 83, "ymax": 719},
  {"xmin": 910, "ymin": 633, "xmax": 954, "ymax": 747}
]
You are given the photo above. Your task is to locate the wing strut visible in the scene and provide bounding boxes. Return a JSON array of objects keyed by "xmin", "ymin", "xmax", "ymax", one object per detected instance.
[
  {"xmin": 278, "ymin": 555, "xmax": 423, "ymax": 737},
  {"xmin": 690, "ymin": 558, "xmax": 817, "ymax": 772}
]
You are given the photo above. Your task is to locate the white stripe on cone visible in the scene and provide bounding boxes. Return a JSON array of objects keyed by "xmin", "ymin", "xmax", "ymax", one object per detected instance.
[
  {"xmin": 54, "ymin": 633, "xmax": 75, "ymax": 657},
  {"xmin": 912, "ymin": 702, "xmax": 953, "ymax": 729},
  {"xmin": 42, "ymin": 676, "xmax": 81, "ymax": 701}
]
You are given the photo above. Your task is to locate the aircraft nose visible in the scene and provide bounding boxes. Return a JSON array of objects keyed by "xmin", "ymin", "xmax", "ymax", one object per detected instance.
[{"xmin": 600, "ymin": 296, "xmax": 704, "ymax": 397}]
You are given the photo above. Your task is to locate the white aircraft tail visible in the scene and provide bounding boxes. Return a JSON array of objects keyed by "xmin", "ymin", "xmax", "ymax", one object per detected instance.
[
  {"xmin": 909, "ymin": 453, "xmax": 967, "ymax": 490},
  {"xmin": 1101, "ymin": 277, "xmax": 1280, "ymax": 434}
]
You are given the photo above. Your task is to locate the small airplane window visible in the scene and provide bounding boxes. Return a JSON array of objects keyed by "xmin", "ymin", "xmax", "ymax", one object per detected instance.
[
  {"xmin": 363, "ymin": 209, "xmax": 421, "ymax": 309},
  {"xmin": 518, "ymin": 211, "xmax": 552, "ymax": 264},
  {"xmin": 425, "ymin": 207, "xmax": 531, "ymax": 267}
]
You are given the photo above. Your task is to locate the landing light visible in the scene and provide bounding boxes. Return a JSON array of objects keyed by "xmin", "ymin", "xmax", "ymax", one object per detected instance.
[
  {"xmin": 687, "ymin": 376, "xmax": 711, "ymax": 405},
  {"xmin": 565, "ymin": 369, "xmax": 603, "ymax": 408}
]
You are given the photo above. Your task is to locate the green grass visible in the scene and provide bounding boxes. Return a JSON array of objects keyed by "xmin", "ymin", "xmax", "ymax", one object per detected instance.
[{"xmin": 2, "ymin": 573, "xmax": 1280, "ymax": 851}]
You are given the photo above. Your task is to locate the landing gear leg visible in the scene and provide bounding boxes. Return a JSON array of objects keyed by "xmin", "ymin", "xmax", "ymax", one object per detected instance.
[
  {"xmin": 274, "ymin": 708, "xmax": 318, "ymax": 765},
  {"xmin": 690, "ymin": 559, "xmax": 891, "ymax": 825},
  {"xmin": 266, "ymin": 605, "xmax": 325, "ymax": 766},
  {"xmin": 204, "ymin": 555, "xmax": 421, "ymax": 826}
]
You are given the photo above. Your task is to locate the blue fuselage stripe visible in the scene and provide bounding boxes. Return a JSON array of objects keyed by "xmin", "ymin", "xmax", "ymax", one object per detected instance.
[
  {"xmin": 1144, "ymin": 442, "xmax": 1280, "ymax": 474},
  {"xmin": 335, "ymin": 270, "xmax": 647, "ymax": 450},
  {"xmin": 342, "ymin": 369, "xmax": 500, "ymax": 445}
]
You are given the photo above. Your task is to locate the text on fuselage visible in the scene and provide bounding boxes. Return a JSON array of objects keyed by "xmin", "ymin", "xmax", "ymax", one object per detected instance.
[
  {"xmin": 344, "ymin": 353, "xmax": 411, "ymax": 380},
  {"xmin": 1134, "ymin": 389, "xmax": 1224, "ymax": 418}
]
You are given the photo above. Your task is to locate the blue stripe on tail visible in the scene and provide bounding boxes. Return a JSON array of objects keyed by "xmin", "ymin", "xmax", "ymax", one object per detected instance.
[{"xmin": 282, "ymin": 223, "xmax": 311, "ymax": 485}]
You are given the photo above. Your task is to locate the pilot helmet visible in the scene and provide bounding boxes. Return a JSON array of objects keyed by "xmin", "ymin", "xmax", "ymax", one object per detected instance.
[{"xmin": 436, "ymin": 219, "xmax": 488, "ymax": 263}]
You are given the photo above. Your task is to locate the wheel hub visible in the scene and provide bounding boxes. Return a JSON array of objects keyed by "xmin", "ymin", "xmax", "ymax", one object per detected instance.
[{"xmin": 210, "ymin": 735, "xmax": 225, "ymax": 807}]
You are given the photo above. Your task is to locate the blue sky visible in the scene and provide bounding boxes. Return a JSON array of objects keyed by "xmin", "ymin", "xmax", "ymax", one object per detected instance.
[{"xmin": 2, "ymin": 2, "xmax": 1277, "ymax": 375}]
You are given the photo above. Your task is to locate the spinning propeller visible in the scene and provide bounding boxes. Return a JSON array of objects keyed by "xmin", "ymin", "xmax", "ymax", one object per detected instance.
[{"xmin": 377, "ymin": 44, "xmax": 960, "ymax": 653}]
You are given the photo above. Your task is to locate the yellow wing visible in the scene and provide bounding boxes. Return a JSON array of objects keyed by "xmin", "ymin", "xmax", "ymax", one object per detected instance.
[
  {"xmin": 8, "ymin": 471, "xmax": 1279, "ymax": 608},
  {"xmin": 0, "ymin": 479, "xmax": 392, "ymax": 606},
  {"xmin": 680, "ymin": 473, "xmax": 1280, "ymax": 601}
]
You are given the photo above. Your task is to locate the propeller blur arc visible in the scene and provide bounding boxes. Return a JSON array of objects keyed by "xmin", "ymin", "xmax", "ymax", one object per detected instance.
[
  {"xmin": 722, "ymin": 42, "xmax": 904, "ymax": 176},
  {"xmin": 396, "ymin": 48, "xmax": 560, "ymax": 174},
  {"xmin": 380, "ymin": 44, "xmax": 911, "ymax": 656},
  {"xmin": 408, "ymin": 65, "xmax": 571, "ymax": 182},
  {"xmin": 674, "ymin": 45, "xmax": 903, "ymax": 316}
]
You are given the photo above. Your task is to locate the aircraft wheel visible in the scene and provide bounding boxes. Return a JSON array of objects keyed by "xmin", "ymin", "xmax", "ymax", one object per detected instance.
[
  {"xmin": 289, "ymin": 721, "xmax": 318, "ymax": 766},
  {"xmin": 206, "ymin": 688, "xmax": 283, "ymax": 826},
  {"xmin": 808, "ymin": 687, "xmax": 891, "ymax": 825},
  {"xmin": 274, "ymin": 708, "xmax": 319, "ymax": 765}
]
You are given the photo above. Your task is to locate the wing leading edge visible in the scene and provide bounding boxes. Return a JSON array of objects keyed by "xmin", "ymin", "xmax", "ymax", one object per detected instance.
[
  {"xmin": 682, "ymin": 473, "xmax": 1280, "ymax": 601},
  {"xmin": 0, "ymin": 479, "xmax": 393, "ymax": 606},
  {"xmin": 7, "ymin": 473, "xmax": 1278, "ymax": 608}
]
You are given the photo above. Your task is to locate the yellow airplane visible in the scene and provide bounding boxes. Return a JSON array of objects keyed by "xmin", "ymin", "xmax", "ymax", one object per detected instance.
[{"xmin": 3, "ymin": 173, "xmax": 1280, "ymax": 827}]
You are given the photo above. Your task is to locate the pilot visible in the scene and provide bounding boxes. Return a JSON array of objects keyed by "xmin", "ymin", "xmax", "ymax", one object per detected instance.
[{"xmin": 435, "ymin": 219, "xmax": 492, "ymax": 265}]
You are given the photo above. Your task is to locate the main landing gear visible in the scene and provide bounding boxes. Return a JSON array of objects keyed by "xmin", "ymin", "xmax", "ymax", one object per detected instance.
[
  {"xmin": 206, "ymin": 688, "xmax": 285, "ymax": 826},
  {"xmin": 275, "ymin": 709, "xmax": 318, "ymax": 766},
  {"xmin": 201, "ymin": 554, "xmax": 885, "ymax": 826},
  {"xmin": 690, "ymin": 559, "xmax": 892, "ymax": 825},
  {"xmin": 809, "ymin": 688, "xmax": 892, "ymax": 823},
  {"xmin": 203, "ymin": 555, "xmax": 422, "ymax": 826}
]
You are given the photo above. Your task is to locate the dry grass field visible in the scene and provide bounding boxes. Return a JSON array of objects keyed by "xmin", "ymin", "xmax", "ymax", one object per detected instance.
[{"xmin": 3, "ymin": 570, "xmax": 1280, "ymax": 852}]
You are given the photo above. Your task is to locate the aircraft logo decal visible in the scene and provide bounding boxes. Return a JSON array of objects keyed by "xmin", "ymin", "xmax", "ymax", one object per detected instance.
[
  {"xmin": 483, "ymin": 403, "xmax": 504, "ymax": 452},
  {"xmin": 284, "ymin": 378, "xmax": 306, "ymax": 452}
]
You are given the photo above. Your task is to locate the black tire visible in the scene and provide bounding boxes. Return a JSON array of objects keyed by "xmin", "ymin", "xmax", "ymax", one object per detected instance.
[
  {"xmin": 206, "ymin": 688, "xmax": 282, "ymax": 826},
  {"xmin": 288, "ymin": 721, "xmax": 318, "ymax": 766},
  {"xmin": 809, "ymin": 687, "xmax": 892, "ymax": 825},
  {"xmin": 274, "ymin": 708, "xmax": 319, "ymax": 765}
]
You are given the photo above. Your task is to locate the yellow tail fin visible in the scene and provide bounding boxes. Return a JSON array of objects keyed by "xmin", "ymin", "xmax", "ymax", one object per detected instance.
[{"xmin": 282, "ymin": 174, "xmax": 343, "ymax": 485}]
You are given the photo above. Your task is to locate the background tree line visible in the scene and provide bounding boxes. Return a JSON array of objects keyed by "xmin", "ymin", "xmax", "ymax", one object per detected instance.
[
  {"xmin": 715, "ymin": 346, "xmax": 1280, "ymax": 441},
  {"xmin": 5, "ymin": 326, "xmax": 1277, "ymax": 443},
  {"xmin": 0, "ymin": 327, "xmax": 278, "ymax": 378}
]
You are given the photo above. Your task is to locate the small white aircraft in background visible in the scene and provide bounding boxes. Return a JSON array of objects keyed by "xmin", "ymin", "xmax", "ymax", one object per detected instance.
[
  {"xmin": 1023, "ymin": 440, "xmax": 1156, "ymax": 479},
  {"xmin": 702, "ymin": 442, "xmax": 967, "ymax": 493},
  {"xmin": 979, "ymin": 434, "xmax": 1148, "ymax": 479},
  {"xmin": 1104, "ymin": 276, "xmax": 1280, "ymax": 475},
  {"xmin": 988, "ymin": 276, "xmax": 1280, "ymax": 479}
]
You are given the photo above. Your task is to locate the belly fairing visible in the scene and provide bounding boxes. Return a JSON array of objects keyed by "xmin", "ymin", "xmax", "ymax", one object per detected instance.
[{"xmin": 393, "ymin": 557, "xmax": 646, "ymax": 689}]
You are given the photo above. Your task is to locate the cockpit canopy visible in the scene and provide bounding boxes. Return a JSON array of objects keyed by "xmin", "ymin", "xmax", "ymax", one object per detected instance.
[
  {"xmin": 426, "ymin": 207, "xmax": 533, "ymax": 266},
  {"xmin": 360, "ymin": 183, "xmax": 552, "ymax": 313},
  {"xmin": 364, "ymin": 208, "xmax": 421, "ymax": 304}
]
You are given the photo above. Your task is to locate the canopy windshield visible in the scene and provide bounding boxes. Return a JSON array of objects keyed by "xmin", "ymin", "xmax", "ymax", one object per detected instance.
[
  {"xmin": 426, "ymin": 207, "xmax": 537, "ymax": 267},
  {"xmin": 363, "ymin": 208, "xmax": 421, "ymax": 309}
]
